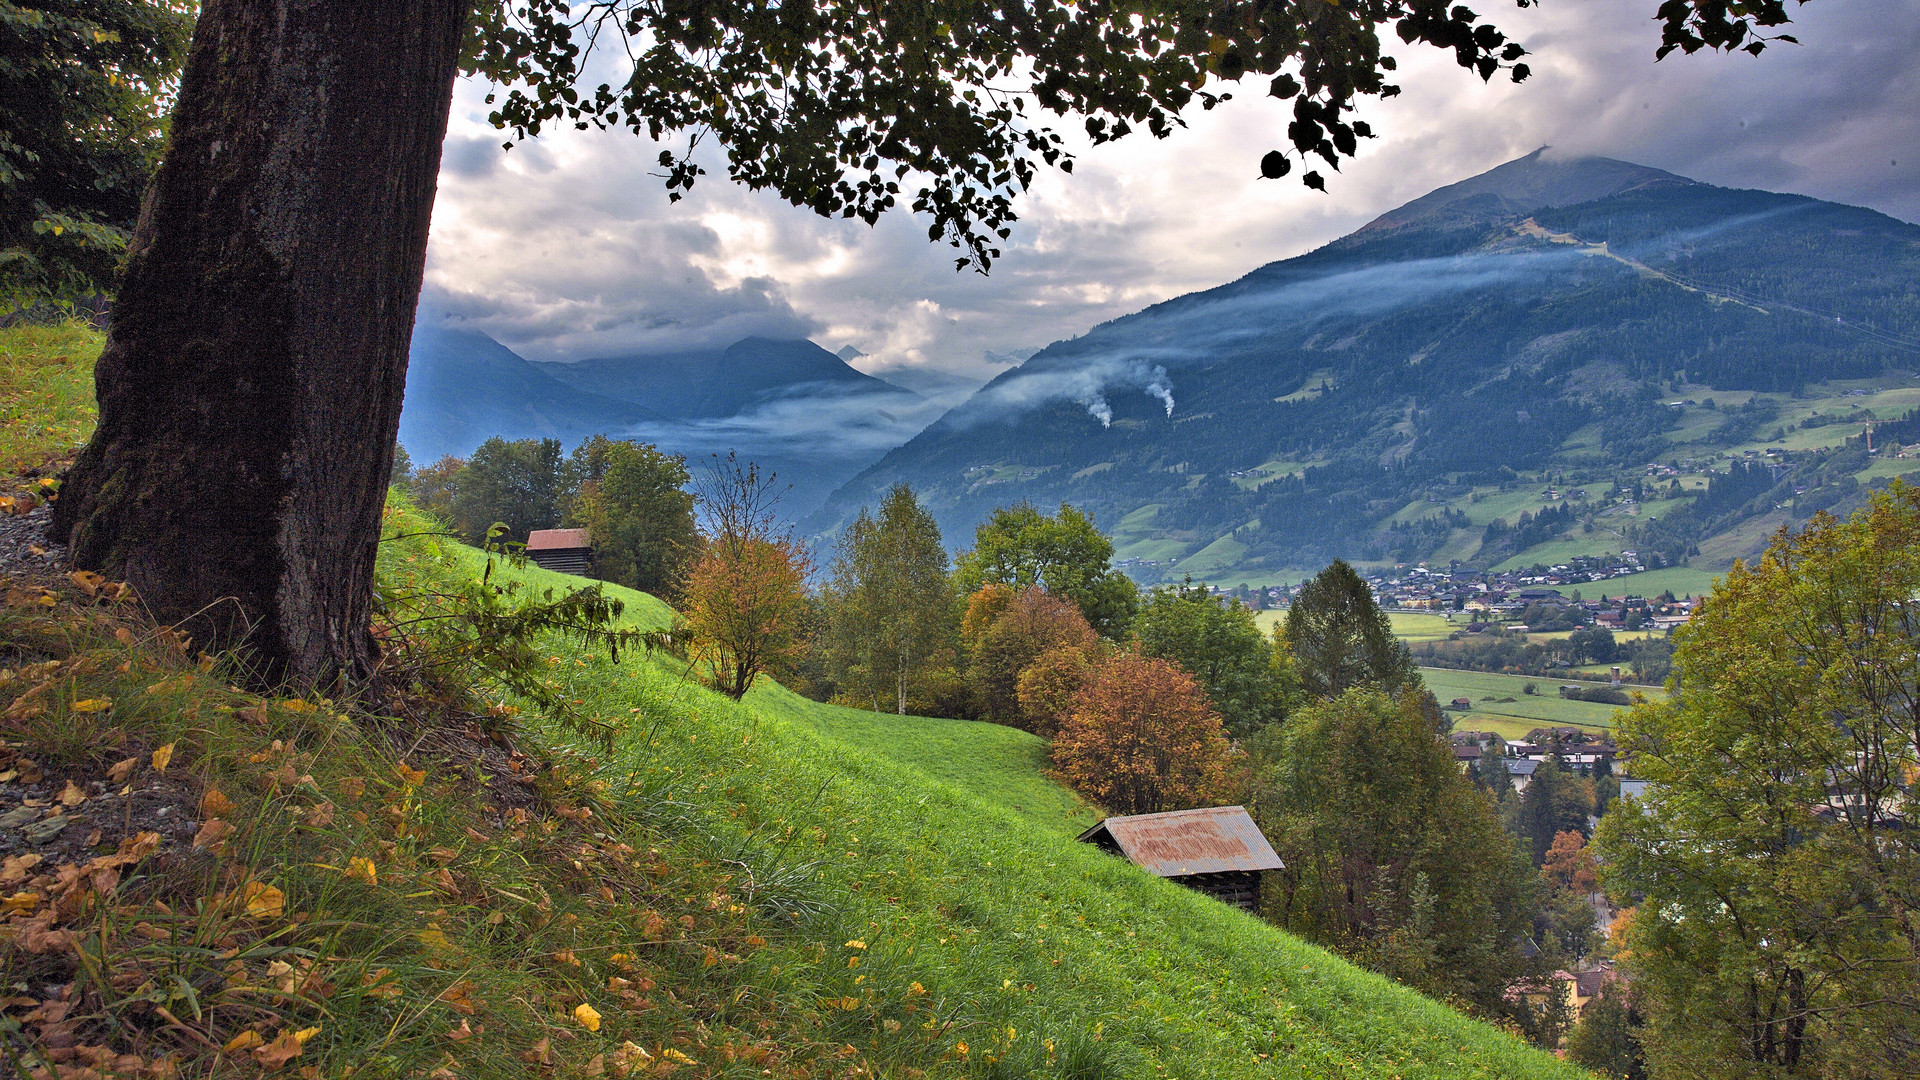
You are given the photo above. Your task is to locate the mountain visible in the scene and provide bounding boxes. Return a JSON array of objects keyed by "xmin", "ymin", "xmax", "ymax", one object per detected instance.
[
  {"xmin": 812, "ymin": 151, "xmax": 1920, "ymax": 582},
  {"xmin": 400, "ymin": 325, "xmax": 940, "ymax": 514},
  {"xmin": 399, "ymin": 324, "xmax": 654, "ymax": 462}
]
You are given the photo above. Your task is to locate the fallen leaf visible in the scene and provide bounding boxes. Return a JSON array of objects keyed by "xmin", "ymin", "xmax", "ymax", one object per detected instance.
[
  {"xmin": 573, "ymin": 1003, "xmax": 601, "ymax": 1032},
  {"xmin": 114, "ymin": 627, "xmax": 135, "ymax": 646},
  {"xmin": 343, "ymin": 857, "xmax": 376, "ymax": 885},
  {"xmin": 337, "ymin": 777, "xmax": 365, "ymax": 798},
  {"xmin": 280, "ymin": 699, "xmax": 317, "ymax": 714},
  {"xmin": 441, "ymin": 980, "xmax": 480, "ymax": 1015},
  {"xmin": 443, "ymin": 1019, "xmax": 474, "ymax": 1042},
  {"xmin": 1, "ymin": 853, "xmax": 43, "ymax": 884},
  {"xmin": 241, "ymin": 882, "xmax": 285, "ymax": 918},
  {"xmin": 193, "ymin": 819, "xmax": 234, "ymax": 850},
  {"xmin": 200, "ymin": 788, "xmax": 235, "ymax": 818},
  {"xmin": 254, "ymin": 1030, "xmax": 306, "ymax": 1068},
  {"xmin": 520, "ymin": 1036, "xmax": 552, "ymax": 1066},
  {"xmin": 58, "ymin": 780, "xmax": 87, "ymax": 807},
  {"xmin": 360, "ymin": 969, "xmax": 402, "ymax": 1000},
  {"xmin": 395, "ymin": 762, "xmax": 426, "ymax": 786},
  {"xmin": 583, "ymin": 1053, "xmax": 606, "ymax": 1076},
  {"xmin": 151, "ymin": 743, "xmax": 175, "ymax": 774},
  {"xmin": 1, "ymin": 891, "xmax": 41, "ymax": 915},
  {"xmin": 106, "ymin": 757, "xmax": 139, "ymax": 782},
  {"xmin": 305, "ymin": 801, "xmax": 335, "ymax": 828},
  {"xmin": 661, "ymin": 1049, "xmax": 697, "ymax": 1065},
  {"xmin": 223, "ymin": 1030, "xmax": 264, "ymax": 1053},
  {"xmin": 70, "ymin": 698, "xmax": 112, "ymax": 714}
]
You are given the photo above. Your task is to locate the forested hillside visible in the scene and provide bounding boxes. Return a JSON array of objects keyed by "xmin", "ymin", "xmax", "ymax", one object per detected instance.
[{"xmin": 812, "ymin": 151, "xmax": 1920, "ymax": 582}]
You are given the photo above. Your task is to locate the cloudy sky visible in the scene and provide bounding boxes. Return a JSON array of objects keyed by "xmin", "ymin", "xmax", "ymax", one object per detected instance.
[{"xmin": 420, "ymin": 0, "xmax": 1920, "ymax": 392}]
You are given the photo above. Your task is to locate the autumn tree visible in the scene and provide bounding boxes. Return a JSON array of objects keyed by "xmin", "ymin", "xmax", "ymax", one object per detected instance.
[
  {"xmin": 1133, "ymin": 578, "xmax": 1278, "ymax": 738},
  {"xmin": 1285, "ymin": 560, "xmax": 1419, "ymax": 699},
  {"xmin": 968, "ymin": 586, "xmax": 1097, "ymax": 727},
  {"xmin": 0, "ymin": 0, "xmax": 193, "ymax": 309},
  {"xmin": 1051, "ymin": 655, "xmax": 1232, "ymax": 815},
  {"xmin": 47, "ymin": 0, "xmax": 1777, "ymax": 686},
  {"xmin": 1595, "ymin": 485, "xmax": 1920, "ymax": 1079},
  {"xmin": 406, "ymin": 454, "xmax": 466, "ymax": 525},
  {"xmin": 821, "ymin": 483, "xmax": 957, "ymax": 714},
  {"xmin": 679, "ymin": 455, "xmax": 810, "ymax": 700},
  {"xmin": 1246, "ymin": 688, "xmax": 1536, "ymax": 1023},
  {"xmin": 953, "ymin": 503, "xmax": 1138, "ymax": 639},
  {"xmin": 562, "ymin": 435, "xmax": 697, "ymax": 598}
]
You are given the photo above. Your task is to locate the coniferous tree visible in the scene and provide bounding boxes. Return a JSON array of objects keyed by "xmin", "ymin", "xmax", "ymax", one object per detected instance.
[
  {"xmin": 822, "ymin": 483, "xmax": 957, "ymax": 714},
  {"xmin": 1285, "ymin": 559, "xmax": 1419, "ymax": 698}
]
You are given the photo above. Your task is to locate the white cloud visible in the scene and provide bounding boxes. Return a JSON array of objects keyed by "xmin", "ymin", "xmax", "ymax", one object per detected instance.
[{"xmin": 422, "ymin": 1, "xmax": 1920, "ymax": 374}]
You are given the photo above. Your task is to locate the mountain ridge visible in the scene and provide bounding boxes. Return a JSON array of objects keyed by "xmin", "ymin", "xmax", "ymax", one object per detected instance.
[{"xmin": 809, "ymin": 151, "xmax": 1920, "ymax": 582}]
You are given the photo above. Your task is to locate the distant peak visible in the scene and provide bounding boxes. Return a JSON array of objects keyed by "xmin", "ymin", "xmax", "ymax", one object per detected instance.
[
  {"xmin": 835, "ymin": 345, "xmax": 867, "ymax": 363},
  {"xmin": 1359, "ymin": 150, "xmax": 1697, "ymax": 233}
]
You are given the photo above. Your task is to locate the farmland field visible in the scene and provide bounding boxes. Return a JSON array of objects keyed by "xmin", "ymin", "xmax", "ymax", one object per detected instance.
[
  {"xmin": 1420, "ymin": 667, "xmax": 1644, "ymax": 737},
  {"xmin": 1254, "ymin": 609, "xmax": 1463, "ymax": 642}
]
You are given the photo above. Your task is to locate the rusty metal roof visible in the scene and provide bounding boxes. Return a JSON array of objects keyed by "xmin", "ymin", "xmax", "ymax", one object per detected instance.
[
  {"xmin": 1076, "ymin": 805, "xmax": 1283, "ymax": 877},
  {"xmin": 526, "ymin": 528, "xmax": 591, "ymax": 551}
]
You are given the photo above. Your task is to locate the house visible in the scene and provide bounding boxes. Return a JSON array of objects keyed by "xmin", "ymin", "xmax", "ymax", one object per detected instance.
[
  {"xmin": 525, "ymin": 528, "xmax": 593, "ymax": 575},
  {"xmin": 1617, "ymin": 778, "xmax": 1651, "ymax": 801},
  {"xmin": 1453, "ymin": 743, "xmax": 1484, "ymax": 771},
  {"xmin": 1449, "ymin": 697, "xmax": 1473, "ymax": 710},
  {"xmin": 1076, "ymin": 806, "xmax": 1284, "ymax": 911},
  {"xmin": 1506, "ymin": 758, "xmax": 1539, "ymax": 794}
]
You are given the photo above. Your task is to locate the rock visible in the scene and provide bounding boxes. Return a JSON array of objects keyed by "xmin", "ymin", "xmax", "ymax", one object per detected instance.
[
  {"xmin": 0, "ymin": 806, "xmax": 40, "ymax": 829},
  {"xmin": 23, "ymin": 816, "xmax": 73, "ymax": 845}
]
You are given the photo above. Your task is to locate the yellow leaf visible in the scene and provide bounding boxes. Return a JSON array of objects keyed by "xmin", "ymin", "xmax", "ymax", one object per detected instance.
[
  {"xmin": 1, "ymin": 891, "xmax": 41, "ymax": 914},
  {"xmin": 223, "ymin": 1030, "xmax": 264, "ymax": 1052},
  {"xmin": 280, "ymin": 698, "xmax": 316, "ymax": 713},
  {"xmin": 241, "ymin": 882, "xmax": 285, "ymax": 918},
  {"xmin": 662, "ymin": 1049, "xmax": 698, "ymax": 1065},
  {"xmin": 294, "ymin": 1026, "xmax": 321, "ymax": 1044},
  {"xmin": 58, "ymin": 780, "xmax": 86, "ymax": 807},
  {"xmin": 395, "ymin": 762, "xmax": 427, "ymax": 786},
  {"xmin": 572, "ymin": 1003, "xmax": 602, "ymax": 1031},
  {"xmin": 200, "ymin": 788, "xmax": 236, "ymax": 818},
  {"xmin": 70, "ymin": 698, "xmax": 112, "ymax": 714},
  {"xmin": 343, "ymin": 857, "xmax": 377, "ymax": 885},
  {"xmin": 845, "ymin": 939, "xmax": 866, "ymax": 949},
  {"xmin": 151, "ymin": 743, "xmax": 175, "ymax": 774}
]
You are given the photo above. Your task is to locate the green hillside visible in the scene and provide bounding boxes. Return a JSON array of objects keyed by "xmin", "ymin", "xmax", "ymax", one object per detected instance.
[{"xmin": 478, "ymin": 552, "xmax": 1582, "ymax": 1079}]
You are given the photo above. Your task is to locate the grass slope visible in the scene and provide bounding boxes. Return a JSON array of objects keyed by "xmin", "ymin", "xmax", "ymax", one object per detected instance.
[{"xmin": 1, "ymin": 325, "xmax": 1578, "ymax": 1078}]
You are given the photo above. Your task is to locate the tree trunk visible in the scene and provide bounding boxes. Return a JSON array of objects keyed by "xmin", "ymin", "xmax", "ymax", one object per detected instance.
[{"xmin": 53, "ymin": 0, "xmax": 473, "ymax": 687}]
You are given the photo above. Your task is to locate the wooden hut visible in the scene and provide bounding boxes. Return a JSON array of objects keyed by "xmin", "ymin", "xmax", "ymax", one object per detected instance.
[
  {"xmin": 1076, "ymin": 805, "xmax": 1283, "ymax": 911},
  {"xmin": 525, "ymin": 528, "xmax": 593, "ymax": 575}
]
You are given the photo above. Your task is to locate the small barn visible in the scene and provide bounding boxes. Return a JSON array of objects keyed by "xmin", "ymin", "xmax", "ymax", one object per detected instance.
[
  {"xmin": 1076, "ymin": 806, "xmax": 1283, "ymax": 911},
  {"xmin": 525, "ymin": 528, "xmax": 593, "ymax": 575}
]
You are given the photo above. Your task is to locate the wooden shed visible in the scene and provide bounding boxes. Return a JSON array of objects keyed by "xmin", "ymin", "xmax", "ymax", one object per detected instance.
[
  {"xmin": 525, "ymin": 528, "xmax": 593, "ymax": 575},
  {"xmin": 1076, "ymin": 805, "xmax": 1284, "ymax": 911}
]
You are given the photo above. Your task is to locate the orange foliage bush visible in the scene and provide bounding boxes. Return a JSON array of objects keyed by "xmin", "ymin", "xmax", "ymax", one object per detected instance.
[
  {"xmin": 1014, "ymin": 644, "xmax": 1093, "ymax": 737},
  {"xmin": 681, "ymin": 534, "xmax": 810, "ymax": 699},
  {"xmin": 968, "ymin": 586, "xmax": 1096, "ymax": 726},
  {"xmin": 1051, "ymin": 654, "xmax": 1232, "ymax": 815}
]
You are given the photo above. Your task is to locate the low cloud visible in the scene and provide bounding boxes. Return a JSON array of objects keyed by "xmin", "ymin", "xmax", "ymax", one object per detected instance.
[{"xmin": 424, "ymin": 1, "xmax": 1918, "ymax": 387}]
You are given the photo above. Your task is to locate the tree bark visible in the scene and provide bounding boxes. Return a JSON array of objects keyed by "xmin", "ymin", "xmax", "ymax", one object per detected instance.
[{"xmin": 53, "ymin": 0, "xmax": 473, "ymax": 687}]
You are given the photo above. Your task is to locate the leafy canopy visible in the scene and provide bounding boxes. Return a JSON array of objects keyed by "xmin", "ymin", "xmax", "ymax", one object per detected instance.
[
  {"xmin": 822, "ymin": 483, "xmax": 957, "ymax": 713},
  {"xmin": 1285, "ymin": 559, "xmax": 1419, "ymax": 699},
  {"xmin": 1594, "ymin": 483, "xmax": 1920, "ymax": 1078},
  {"xmin": 953, "ymin": 502, "xmax": 1137, "ymax": 639},
  {"xmin": 0, "ymin": 0, "xmax": 193, "ymax": 309},
  {"xmin": 464, "ymin": 0, "xmax": 1538, "ymax": 270},
  {"xmin": 1133, "ymin": 577, "xmax": 1278, "ymax": 738}
]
